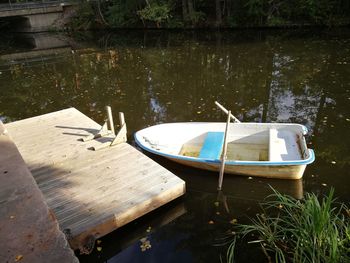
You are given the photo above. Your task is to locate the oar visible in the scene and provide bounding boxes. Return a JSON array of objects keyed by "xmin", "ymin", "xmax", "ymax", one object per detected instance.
[
  {"xmin": 215, "ymin": 101, "xmax": 240, "ymax": 123},
  {"xmin": 217, "ymin": 110, "xmax": 231, "ymax": 190}
]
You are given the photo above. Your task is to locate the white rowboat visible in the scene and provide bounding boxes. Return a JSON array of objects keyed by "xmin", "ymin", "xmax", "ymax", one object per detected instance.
[{"xmin": 135, "ymin": 122, "xmax": 315, "ymax": 180}]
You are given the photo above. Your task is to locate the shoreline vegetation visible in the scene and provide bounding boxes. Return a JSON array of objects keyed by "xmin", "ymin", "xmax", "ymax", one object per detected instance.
[
  {"xmin": 68, "ymin": 0, "xmax": 350, "ymax": 31},
  {"xmin": 225, "ymin": 188, "xmax": 350, "ymax": 263}
]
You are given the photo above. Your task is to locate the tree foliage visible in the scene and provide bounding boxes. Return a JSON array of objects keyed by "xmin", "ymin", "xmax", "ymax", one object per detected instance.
[
  {"xmin": 69, "ymin": 0, "xmax": 350, "ymax": 29},
  {"xmin": 137, "ymin": 2, "xmax": 171, "ymax": 27}
]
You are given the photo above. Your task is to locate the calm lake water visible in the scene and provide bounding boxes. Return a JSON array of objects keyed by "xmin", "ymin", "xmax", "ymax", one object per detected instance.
[{"xmin": 0, "ymin": 29, "xmax": 349, "ymax": 262}]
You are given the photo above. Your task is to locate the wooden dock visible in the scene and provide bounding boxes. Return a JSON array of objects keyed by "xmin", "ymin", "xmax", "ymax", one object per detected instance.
[{"xmin": 5, "ymin": 108, "xmax": 185, "ymax": 252}]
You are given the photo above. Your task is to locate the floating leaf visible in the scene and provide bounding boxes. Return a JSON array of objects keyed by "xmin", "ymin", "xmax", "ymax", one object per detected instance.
[
  {"xmin": 208, "ymin": 220, "xmax": 214, "ymax": 224},
  {"xmin": 197, "ymin": 111, "xmax": 202, "ymax": 114},
  {"xmin": 96, "ymin": 240, "xmax": 102, "ymax": 245},
  {"xmin": 230, "ymin": 218, "xmax": 238, "ymax": 224},
  {"xmin": 216, "ymin": 211, "xmax": 221, "ymax": 215},
  {"xmin": 146, "ymin": 226, "xmax": 152, "ymax": 233},
  {"xmin": 331, "ymin": 161, "xmax": 336, "ymax": 164},
  {"xmin": 248, "ymin": 177, "xmax": 253, "ymax": 180},
  {"xmin": 322, "ymin": 183, "xmax": 327, "ymax": 187},
  {"xmin": 96, "ymin": 247, "xmax": 102, "ymax": 252},
  {"xmin": 214, "ymin": 201, "xmax": 219, "ymax": 207},
  {"xmin": 140, "ymin": 238, "xmax": 151, "ymax": 252}
]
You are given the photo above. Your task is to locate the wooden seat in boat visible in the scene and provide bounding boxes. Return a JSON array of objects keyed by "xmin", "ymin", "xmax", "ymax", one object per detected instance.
[
  {"xmin": 269, "ymin": 128, "xmax": 284, "ymax": 161},
  {"xmin": 198, "ymin": 132, "xmax": 225, "ymax": 160},
  {"xmin": 269, "ymin": 128, "xmax": 300, "ymax": 161}
]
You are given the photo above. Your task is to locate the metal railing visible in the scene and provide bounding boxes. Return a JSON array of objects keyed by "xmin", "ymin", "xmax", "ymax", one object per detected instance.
[{"xmin": 0, "ymin": 0, "xmax": 77, "ymax": 11}]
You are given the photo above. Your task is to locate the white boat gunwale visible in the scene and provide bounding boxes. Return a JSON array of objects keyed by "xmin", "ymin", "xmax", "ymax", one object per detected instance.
[{"xmin": 134, "ymin": 122, "xmax": 315, "ymax": 167}]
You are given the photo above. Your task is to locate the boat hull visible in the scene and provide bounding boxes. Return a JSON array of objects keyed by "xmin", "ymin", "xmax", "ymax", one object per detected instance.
[
  {"xmin": 168, "ymin": 157, "xmax": 306, "ymax": 180},
  {"xmin": 134, "ymin": 122, "xmax": 314, "ymax": 180}
]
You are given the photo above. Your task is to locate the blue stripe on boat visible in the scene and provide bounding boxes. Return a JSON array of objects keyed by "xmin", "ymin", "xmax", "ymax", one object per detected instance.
[{"xmin": 198, "ymin": 132, "xmax": 225, "ymax": 160}]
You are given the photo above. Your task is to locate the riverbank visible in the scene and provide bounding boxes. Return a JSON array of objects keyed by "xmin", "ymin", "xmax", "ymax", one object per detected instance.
[{"xmin": 67, "ymin": 1, "xmax": 350, "ymax": 31}]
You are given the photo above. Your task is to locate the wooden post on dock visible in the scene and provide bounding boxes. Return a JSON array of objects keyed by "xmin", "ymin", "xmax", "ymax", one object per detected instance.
[
  {"xmin": 119, "ymin": 112, "xmax": 125, "ymax": 127},
  {"xmin": 90, "ymin": 107, "xmax": 127, "ymax": 150},
  {"xmin": 106, "ymin": 106, "xmax": 115, "ymax": 135},
  {"xmin": 217, "ymin": 110, "xmax": 231, "ymax": 190}
]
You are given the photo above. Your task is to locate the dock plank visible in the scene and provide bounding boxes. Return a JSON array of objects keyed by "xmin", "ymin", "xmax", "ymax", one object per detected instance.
[{"xmin": 5, "ymin": 108, "xmax": 186, "ymax": 251}]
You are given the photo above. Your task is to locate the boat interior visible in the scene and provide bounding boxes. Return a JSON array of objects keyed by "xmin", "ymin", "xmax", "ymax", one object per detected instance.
[{"xmin": 179, "ymin": 128, "xmax": 307, "ymax": 162}]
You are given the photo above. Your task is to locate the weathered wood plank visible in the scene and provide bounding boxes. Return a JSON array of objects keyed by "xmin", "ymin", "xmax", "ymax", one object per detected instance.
[
  {"xmin": 56, "ymin": 169, "xmax": 179, "ymax": 227},
  {"xmin": 5, "ymin": 108, "xmax": 186, "ymax": 251}
]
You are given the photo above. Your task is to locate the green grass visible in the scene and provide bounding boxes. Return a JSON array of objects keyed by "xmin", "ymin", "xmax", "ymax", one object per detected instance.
[{"xmin": 227, "ymin": 188, "xmax": 350, "ymax": 263}]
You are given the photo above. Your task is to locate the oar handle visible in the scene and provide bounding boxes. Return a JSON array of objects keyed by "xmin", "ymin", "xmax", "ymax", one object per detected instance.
[
  {"xmin": 217, "ymin": 110, "xmax": 231, "ymax": 190},
  {"xmin": 215, "ymin": 101, "xmax": 240, "ymax": 123}
]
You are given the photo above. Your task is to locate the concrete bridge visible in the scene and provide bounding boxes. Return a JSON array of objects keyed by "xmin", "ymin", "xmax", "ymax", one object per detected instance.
[{"xmin": 0, "ymin": 1, "xmax": 77, "ymax": 32}]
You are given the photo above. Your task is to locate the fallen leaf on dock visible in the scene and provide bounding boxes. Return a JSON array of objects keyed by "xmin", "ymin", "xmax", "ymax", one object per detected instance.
[{"xmin": 15, "ymin": 255, "xmax": 23, "ymax": 262}]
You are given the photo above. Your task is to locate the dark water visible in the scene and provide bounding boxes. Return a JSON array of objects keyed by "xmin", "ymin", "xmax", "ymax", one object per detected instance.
[{"xmin": 0, "ymin": 29, "xmax": 349, "ymax": 262}]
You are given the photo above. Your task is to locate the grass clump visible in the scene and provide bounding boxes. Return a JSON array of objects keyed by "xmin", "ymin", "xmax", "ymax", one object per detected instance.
[{"xmin": 227, "ymin": 188, "xmax": 350, "ymax": 263}]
